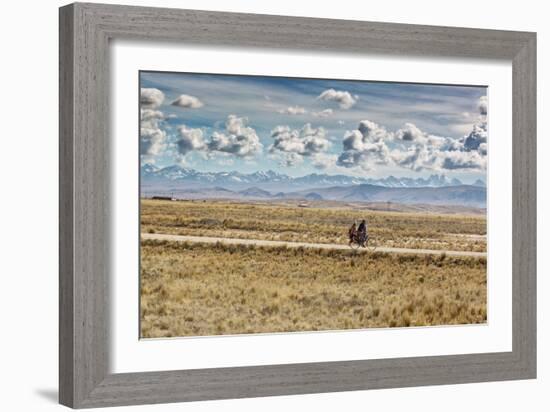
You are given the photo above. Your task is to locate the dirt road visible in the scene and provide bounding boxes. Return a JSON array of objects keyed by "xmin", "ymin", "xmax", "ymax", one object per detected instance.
[{"xmin": 142, "ymin": 233, "xmax": 487, "ymax": 258}]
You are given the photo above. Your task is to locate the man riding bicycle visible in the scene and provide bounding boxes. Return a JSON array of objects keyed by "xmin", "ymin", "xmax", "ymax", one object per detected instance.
[
  {"xmin": 357, "ymin": 219, "xmax": 368, "ymax": 243},
  {"xmin": 348, "ymin": 219, "xmax": 368, "ymax": 246},
  {"xmin": 348, "ymin": 219, "xmax": 375, "ymax": 251}
]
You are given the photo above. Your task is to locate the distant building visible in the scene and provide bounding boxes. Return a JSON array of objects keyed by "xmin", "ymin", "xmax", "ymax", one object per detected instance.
[{"xmin": 151, "ymin": 196, "xmax": 174, "ymax": 201}]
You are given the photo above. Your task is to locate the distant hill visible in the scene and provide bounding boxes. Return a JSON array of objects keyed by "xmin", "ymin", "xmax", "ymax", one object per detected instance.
[
  {"xmin": 305, "ymin": 192, "xmax": 324, "ymax": 201},
  {"xmin": 238, "ymin": 187, "xmax": 272, "ymax": 198},
  {"xmin": 143, "ymin": 183, "xmax": 485, "ymax": 208},
  {"xmin": 286, "ymin": 184, "xmax": 486, "ymax": 208}
]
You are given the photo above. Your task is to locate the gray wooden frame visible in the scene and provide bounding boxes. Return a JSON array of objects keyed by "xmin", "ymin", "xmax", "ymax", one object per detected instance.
[{"xmin": 59, "ymin": 2, "xmax": 536, "ymax": 408}]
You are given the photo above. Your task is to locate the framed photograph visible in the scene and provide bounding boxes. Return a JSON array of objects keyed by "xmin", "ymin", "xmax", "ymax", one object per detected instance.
[{"xmin": 59, "ymin": 2, "xmax": 536, "ymax": 408}]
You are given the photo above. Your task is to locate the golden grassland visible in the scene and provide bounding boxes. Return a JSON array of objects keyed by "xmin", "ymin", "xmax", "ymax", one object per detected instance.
[
  {"xmin": 141, "ymin": 199, "xmax": 487, "ymax": 252},
  {"xmin": 140, "ymin": 240, "xmax": 487, "ymax": 338}
]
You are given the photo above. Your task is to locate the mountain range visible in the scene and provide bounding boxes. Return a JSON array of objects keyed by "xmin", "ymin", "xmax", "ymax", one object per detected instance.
[
  {"xmin": 141, "ymin": 165, "xmax": 487, "ymax": 208},
  {"xmin": 141, "ymin": 164, "xmax": 485, "ymax": 190}
]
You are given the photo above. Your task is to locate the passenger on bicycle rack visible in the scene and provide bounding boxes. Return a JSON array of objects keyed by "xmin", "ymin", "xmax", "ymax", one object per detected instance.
[{"xmin": 348, "ymin": 222, "xmax": 357, "ymax": 246}]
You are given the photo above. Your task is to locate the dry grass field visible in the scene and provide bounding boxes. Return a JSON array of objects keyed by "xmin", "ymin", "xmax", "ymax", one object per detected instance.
[
  {"xmin": 141, "ymin": 199, "xmax": 486, "ymax": 252},
  {"xmin": 140, "ymin": 240, "xmax": 487, "ymax": 338}
]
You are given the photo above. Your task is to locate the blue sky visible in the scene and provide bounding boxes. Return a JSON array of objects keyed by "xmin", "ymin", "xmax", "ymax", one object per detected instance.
[{"xmin": 140, "ymin": 71, "xmax": 488, "ymax": 182}]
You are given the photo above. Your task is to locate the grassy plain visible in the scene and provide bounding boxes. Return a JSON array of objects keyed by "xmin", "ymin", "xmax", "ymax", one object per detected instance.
[
  {"xmin": 140, "ymin": 240, "xmax": 487, "ymax": 338},
  {"xmin": 141, "ymin": 199, "xmax": 487, "ymax": 252}
]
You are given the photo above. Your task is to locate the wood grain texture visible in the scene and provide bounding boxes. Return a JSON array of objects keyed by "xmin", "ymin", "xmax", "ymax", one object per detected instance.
[
  {"xmin": 59, "ymin": 4, "xmax": 74, "ymax": 406},
  {"xmin": 59, "ymin": 2, "xmax": 537, "ymax": 408},
  {"xmin": 512, "ymin": 34, "xmax": 537, "ymax": 374}
]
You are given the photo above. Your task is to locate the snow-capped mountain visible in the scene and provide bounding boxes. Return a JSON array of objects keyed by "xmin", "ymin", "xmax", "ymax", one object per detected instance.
[
  {"xmin": 140, "ymin": 165, "xmax": 486, "ymax": 208},
  {"xmin": 472, "ymin": 179, "xmax": 487, "ymax": 187},
  {"xmin": 140, "ymin": 164, "xmax": 469, "ymax": 191},
  {"xmin": 140, "ymin": 163, "xmax": 160, "ymax": 177}
]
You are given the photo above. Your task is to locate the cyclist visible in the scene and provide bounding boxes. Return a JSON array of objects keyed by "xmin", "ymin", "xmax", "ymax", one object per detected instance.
[{"xmin": 357, "ymin": 219, "xmax": 368, "ymax": 244}]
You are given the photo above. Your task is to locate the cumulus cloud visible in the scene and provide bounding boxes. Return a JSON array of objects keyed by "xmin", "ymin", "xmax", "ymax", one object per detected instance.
[
  {"xmin": 140, "ymin": 126, "xmax": 166, "ymax": 157},
  {"xmin": 337, "ymin": 142, "xmax": 391, "ymax": 171},
  {"xmin": 206, "ymin": 115, "xmax": 262, "ymax": 157},
  {"xmin": 392, "ymin": 121, "xmax": 488, "ymax": 171},
  {"xmin": 395, "ymin": 122, "xmax": 452, "ymax": 150},
  {"xmin": 171, "ymin": 94, "xmax": 204, "ymax": 109},
  {"xmin": 337, "ymin": 120, "xmax": 393, "ymax": 170},
  {"xmin": 336, "ymin": 118, "xmax": 487, "ymax": 172},
  {"xmin": 317, "ymin": 88, "xmax": 357, "ymax": 109},
  {"xmin": 462, "ymin": 121, "xmax": 487, "ymax": 151},
  {"xmin": 140, "ymin": 108, "xmax": 167, "ymax": 157},
  {"xmin": 173, "ymin": 115, "xmax": 262, "ymax": 160},
  {"xmin": 478, "ymin": 95, "xmax": 488, "ymax": 115},
  {"xmin": 140, "ymin": 128, "xmax": 166, "ymax": 157},
  {"xmin": 312, "ymin": 108, "xmax": 334, "ymax": 118},
  {"xmin": 438, "ymin": 149, "xmax": 487, "ymax": 170},
  {"xmin": 278, "ymin": 106, "xmax": 306, "ymax": 115},
  {"xmin": 140, "ymin": 109, "xmax": 165, "ymax": 124},
  {"xmin": 176, "ymin": 125, "xmax": 206, "ymax": 155},
  {"xmin": 269, "ymin": 123, "xmax": 331, "ymax": 167},
  {"xmin": 140, "ymin": 88, "xmax": 165, "ymax": 109},
  {"xmin": 356, "ymin": 120, "xmax": 393, "ymax": 144},
  {"xmin": 395, "ymin": 122, "xmax": 426, "ymax": 142},
  {"xmin": 478, "ymin": 142, "xmax": 488, "ymax": 156},
  {"xmin": 270, "ymin": 124, "xmax": 330, "ymax": 155}
]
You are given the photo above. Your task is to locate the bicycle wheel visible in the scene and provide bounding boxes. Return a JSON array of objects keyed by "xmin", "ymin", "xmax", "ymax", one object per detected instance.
[
  {"xmin": 349, "ymin": 240, "xmax": 361, "ymax": 250},
  {"xmin": 365, "ymin": 237, "xmax": 377, "ymax": 252}
]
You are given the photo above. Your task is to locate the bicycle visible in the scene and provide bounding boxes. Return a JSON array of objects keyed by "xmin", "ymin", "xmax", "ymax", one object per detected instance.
[{"xmin": 349, "ymin": 232, "xmax": 377, "ymax": 252}]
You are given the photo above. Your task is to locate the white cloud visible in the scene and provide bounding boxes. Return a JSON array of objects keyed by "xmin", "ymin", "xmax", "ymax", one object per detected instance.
[
  {"xmin": 337, "ymin": 143, "xmax": 391, "ymax": 171},
  {"xmin": 337, "ymin": 120, "xmax": 394, "ymax": 170},
  {"xmin": 270, "ymin": 123, "xmax": 331, "ymax": 167},
  {"xmin": 395, "ymin": 122, "xmax": 452, "ymax": 149},
  {"xmin": 173, "ymin": 115, "xmax": 262, "ymax": 160},
  {"xmin": 140, "ymin": 109, "xmax": 165, "ymax": 125},
  {"xmin": 462, "ymin": 121, "xmax": 487, "ymax": 151},
  {"xmin": 311, "ymin": 153, "xmax": 338, "ymax": 170},
  {"xmin": 270, "ymin": 124, "xmax": 330, "ymax": 155},
  {"xmin": 336, "ymin": 118, "xmax": 488, "ymax": 172},
  {"xmin": 478, "ymin": 142, "xmax": 488, "ymax": 156},
  {"xmin": 438, "ymin": 149, "xmax": 487, "ymax": 170},
  {"xmin": 140, "ymin": 108, "xmax": 166, "ymax": 156},
  {"xmin": 281, "ymin": 152, "xmax": 304, "ymax": 167},
  {"xmin": 278, "ymin": 106, "xmax": 306, "ymax": 115},
  {"xmin": 395, "ymin": 122, "xmax": 426, "ymax": 142},
  {"xmin": 312, "ymin": 108, "xmax": 334, "ymax": 118},
  {"xmin": 176, "ymin": 125, "xmax": 206, "ymax": 155},
  {"xmin": 207, "ymin": 115, "xmax": 262, "ymax": 157},
  {"xmin": 317, "ymin": 88, "xmax": 357, "ymax": 109},
  {"xmin": 392, "ymin": 121, "xmax": 488, "ymax": 172},
  {"xmin": 140, "ymin": 126, "xmax": 166, "ymax": 156},
  {"xmin": 140, "ymin": 88, "xmax": 164, "ymax": 109},
  {"xmin": 171, "ymin": 94, "xmax": 204, "ymax": 109},
  {"xmin": 478, "ymin": 95, "xmax": 488, "ymax": 115},
  {"xmin": 356, "ymin": 120, "xmax": 393, "ymax": 144}
]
